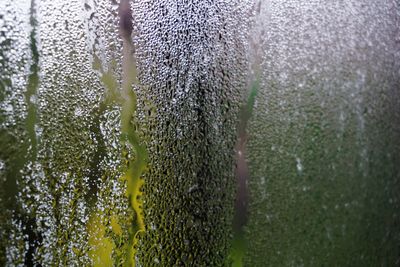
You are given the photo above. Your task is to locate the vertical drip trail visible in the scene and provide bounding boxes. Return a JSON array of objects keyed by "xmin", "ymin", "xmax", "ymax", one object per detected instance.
[
  {"xmin": 21, "ymin": 1, "xmax": 41, "ymax": 265},
  {"xmin": 119, "ymin": 1, "xmax": 147, "ymax": 265},
  {"xmin": 86, "ymin": 1, "xmax": 147, "ymax": 266},
  {"xmin": 230, "ymin": 76, "xmax": 259, "ymax": 267},
  {"xmin": 231, "ymin": 2, "xmax": 262, "ymax": 265},
  {"xmin": 24, "ymin": 0, "xmax": 39, "ymax": 162}
]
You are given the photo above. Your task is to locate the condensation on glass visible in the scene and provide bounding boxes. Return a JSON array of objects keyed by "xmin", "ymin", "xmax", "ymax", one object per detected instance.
[
  {"xmin": 245, "ymin": 1, "xmax": 400, "ymax": 266},
  {"xmin": 0, "ymin": 0, "xmax": 399, "ymax": 266},
  {"xmin": 0, "ymin": 0, "xmax": 252, "ymax": 266}
]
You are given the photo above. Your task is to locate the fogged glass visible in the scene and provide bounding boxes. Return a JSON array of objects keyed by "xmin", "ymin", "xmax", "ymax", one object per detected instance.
[{"xmin": 0, "ymin": 0, "xmax": 399, "ymax": 266}]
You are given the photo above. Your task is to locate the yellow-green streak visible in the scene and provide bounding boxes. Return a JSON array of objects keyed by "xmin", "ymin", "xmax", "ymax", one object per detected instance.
[
  {"xmin": 121, "ymin": 36, "xmax": 147, "ymax": 267},
  {"xmin": 91, "ymin": 37, "xmax": 147, "ymax": 265},
  {"xmin": 87, "ymin": 211, "xmax": 114, "ymax": 267}
]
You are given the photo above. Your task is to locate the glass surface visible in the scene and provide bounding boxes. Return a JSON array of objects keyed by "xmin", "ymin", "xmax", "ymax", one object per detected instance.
[{"xmin": 0, "ymin": 0, "xmax": 399, "ymax": 266}]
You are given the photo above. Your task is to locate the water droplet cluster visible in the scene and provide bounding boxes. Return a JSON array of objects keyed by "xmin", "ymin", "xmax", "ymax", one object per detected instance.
[
  {"xmin": 0, "ymin": 0, "xmax": 133, "ymax": 265},
  {"xmin": 132, "ymin": 0, "xmax": 252, "ymax": 265},
  {"xmin": 246, "ymin": 1, "xmax": 400, "ymax": 265},
  {"xmin": 0, "ymin": 0, "xmax": 253, "ymax": 265}
]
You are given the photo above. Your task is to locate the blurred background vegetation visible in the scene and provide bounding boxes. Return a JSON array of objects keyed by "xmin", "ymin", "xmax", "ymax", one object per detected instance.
[{"xmin": 1, "ymin": 0, "xmax": 399, "ymax": 266}]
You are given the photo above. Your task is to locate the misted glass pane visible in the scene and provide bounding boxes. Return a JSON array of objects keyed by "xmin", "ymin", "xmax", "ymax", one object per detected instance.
[
  {"xmin": 245, "ymin": 1, "xmax": 400, "ymax": 266},
  {"xmin": 0, "ymin": 0, "xmax": 399, "ymax": 266}
]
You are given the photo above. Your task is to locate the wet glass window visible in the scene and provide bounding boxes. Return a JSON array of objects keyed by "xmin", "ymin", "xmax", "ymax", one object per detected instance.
[{"xmin": 0, "ymin": 0, "xmax": 399, "ymax": 266}]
